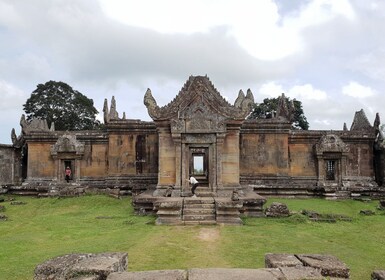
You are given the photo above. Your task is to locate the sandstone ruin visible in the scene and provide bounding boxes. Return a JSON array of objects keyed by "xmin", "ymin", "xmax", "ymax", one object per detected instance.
[{"xmin": 1, "ymin": 75, "xmax": 385, "ymax": 224}]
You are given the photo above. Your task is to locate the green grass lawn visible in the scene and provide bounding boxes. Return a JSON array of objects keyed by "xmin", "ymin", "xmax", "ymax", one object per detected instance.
[{"xmin": 0, "ymin": 195, "xmax": 384, "ymax": 279}]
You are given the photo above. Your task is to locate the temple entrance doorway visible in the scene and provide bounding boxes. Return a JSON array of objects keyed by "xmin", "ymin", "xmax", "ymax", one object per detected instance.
[
  {"xmin": 189, "ymin": 148, "xmax": 209, "ymax": 187},
  {"xmin": 63, "ymin": 160, "xmax": 74, "ymax": 182}
]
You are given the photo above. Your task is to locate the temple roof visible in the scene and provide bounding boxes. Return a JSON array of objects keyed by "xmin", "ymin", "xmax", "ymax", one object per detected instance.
[
  {"xmin": 350, "ymin": 109, "xmax": 373, "ymax": 132},
  {"xmin": 144, "ymin": 75, "xmax": 254, "ymax": 121}
]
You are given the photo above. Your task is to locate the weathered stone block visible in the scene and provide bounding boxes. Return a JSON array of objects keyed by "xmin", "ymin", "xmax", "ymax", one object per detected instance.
[
  {"xmin": 265, "ymin": 253, "xmax": 303, "ymax": 268},
  {"xmin": 188, "ymin": 268, "xmax": 283, "ymax": 280},
  {"xmin": 265, "ymin": 202, "xmax": 290, "ymax": 217},
  {"xmin": 372, "ymin": 270, "xmax": 385, "ymax": 280},
  {"xmin": 107, "ymin": 270, "xmax": 187, "ymax": 280},
  {"xmin": 296, "ymin": 254, "xmax": 350, "ymax": 279},
  {"xmin": 279, "ymin": 266, "xmax": 323, "ymax": 280},
  {"xmin": 34, "ymin": 252, "xmax": 128, "ymax": 280}
]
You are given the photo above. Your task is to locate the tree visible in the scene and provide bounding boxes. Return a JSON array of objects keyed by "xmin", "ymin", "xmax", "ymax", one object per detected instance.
[
  {"xmin": 23, "ymin": 81, "xmax": 100, "ymax": 131},
  {"xmin": 248, "ymin": 96, "xmax": 309, "ymax": 130}
]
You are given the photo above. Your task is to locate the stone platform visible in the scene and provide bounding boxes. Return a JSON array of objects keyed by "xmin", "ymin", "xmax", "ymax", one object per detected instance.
[{"xmin": 132, "ymin": 188, "xmax": 266, "ymax": 225}]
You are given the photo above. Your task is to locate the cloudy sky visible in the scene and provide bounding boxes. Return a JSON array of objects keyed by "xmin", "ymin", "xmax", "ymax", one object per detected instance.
[{"xmin": 1, "ymin": 0, "xmax": 384, "ymax": 144}]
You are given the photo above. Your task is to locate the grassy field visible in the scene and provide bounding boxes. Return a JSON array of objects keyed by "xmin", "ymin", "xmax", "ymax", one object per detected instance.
[{"xmin": 0, "ymin": 195, "xmax": 384, "ymax": 279}]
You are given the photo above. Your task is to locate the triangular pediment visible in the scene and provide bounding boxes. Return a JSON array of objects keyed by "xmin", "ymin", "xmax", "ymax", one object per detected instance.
[{"xmin": 144, "ymin": 76, "xmax": 254, "ymax": 122}]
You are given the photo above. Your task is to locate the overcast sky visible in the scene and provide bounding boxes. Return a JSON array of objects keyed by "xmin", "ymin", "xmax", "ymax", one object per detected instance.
[{"xmin": 1, "ymin": 0, "xmax": 384, "ymax": 144}]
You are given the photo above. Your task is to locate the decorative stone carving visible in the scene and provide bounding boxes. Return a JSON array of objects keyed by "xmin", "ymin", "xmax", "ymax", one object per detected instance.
[
  {"xmin": 143, "ymin": 76, "xmax": 254, "ymax": 122},
  {"xmin": 143, "ymin": 88, "xmax": 161, "ymax": 119},
  {"xmin": 51, "ymin": 134, "xmax": 85, "ymax": 158},
  {"xmin": 315, "ymin": 133, "xmax": 349, "ymax": 154},
  {"xmin": 20, "ymin": 114, "xmax": 52, "ymax": 134},
  {"xmin": 103, "ymin": 96, "xmax": 126, "ymax": 123},
  {"xmin": 11, "ymin": 128, "xmax": 24, "ymax": 148},
  {"xmin": 109, "ymin": 96, "xmax": 119, "ymax": 120},
  {"xmin": 103, "ymin": 98, "xmax": 109, "ymax": 123},
  {"xmin": 350, "ymin": 109, "xmax": 373, "ymax": 132},
  {"xmin": 276, "ymin": 93, "xmax": 294, "ymax": 122}
]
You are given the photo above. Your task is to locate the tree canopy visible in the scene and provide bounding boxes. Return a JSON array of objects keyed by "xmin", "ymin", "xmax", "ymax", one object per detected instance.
[
  {"xmin": 23, "ymin": 81, "xmax": 100, "ymax": 131},
  {"xmin": 248, "ymin": 96, "xmax": 309, "ymax": 130}
]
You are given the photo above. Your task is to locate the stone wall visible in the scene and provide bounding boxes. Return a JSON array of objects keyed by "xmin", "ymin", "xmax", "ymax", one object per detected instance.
[
  {"xmin": 0, "ymin": 144, "xmax": 16, "ymax": 186},
  {"xmin": 27, "ymin": 142, "xmax": 55, "ymax": 180}
]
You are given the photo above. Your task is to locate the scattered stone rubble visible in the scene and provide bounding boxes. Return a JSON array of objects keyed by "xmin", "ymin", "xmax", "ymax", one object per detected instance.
[
  {"xmin": 360, "ymin": 209, "xmax": 376, "ymax": 215},
  {"xmin": 377, "ymin": 200, "xmax": 385, "ymax": 210},
  {"xmin": 372, "ymin": 270, "xmax": 385, "ymax": 280},
  {"xmin": 34, "ymin": 252, "xmax": 360, "ymax": 279},
  {"xmin": 265, "ymin": 202, "xmax": 290, "ymax": 217},
  {"xmin": 300, "ymin": 209, "xmax": 352, "ymax": 222}
]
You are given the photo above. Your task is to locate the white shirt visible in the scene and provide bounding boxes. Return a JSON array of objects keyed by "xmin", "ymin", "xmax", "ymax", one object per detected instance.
[{"xmin": 189, "ymin": 176, "xmax": 198, "ymax": 184}]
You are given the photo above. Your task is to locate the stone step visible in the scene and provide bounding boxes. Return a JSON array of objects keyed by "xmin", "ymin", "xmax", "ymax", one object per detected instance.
[
  {"xmin": 183, "ymin": 214, "xmax": 216, "ymax": 221},
  {"xmin": 184, "ymin": 220, "xmax": 217, "ymax": 225},
  {"xmin": 183, "ymin": 203, "xmax": 215, "ymax": 209},
  {"xmin": 184, "ymin": 198, "xmax": 215, "ymax": 204},
  {"xmin": 183, "ymin": 208, "xmax": 215, "ymax": 215}
]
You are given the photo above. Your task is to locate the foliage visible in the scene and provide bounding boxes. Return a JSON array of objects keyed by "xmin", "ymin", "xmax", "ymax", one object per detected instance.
[
  {"xmin": 0, "ymin": 196, "xmax": 384, "ymax": 280},
  {"xmin": 23, "ymin": 81, "xmax": 100, "ymax": 130},
  {"xmin": 248, "ymin": 96, "xmax": 309, "ymax": 130}
]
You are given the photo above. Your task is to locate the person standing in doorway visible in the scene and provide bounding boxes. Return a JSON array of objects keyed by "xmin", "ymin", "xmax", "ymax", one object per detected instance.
[
  {"xmin": 187, "ymin": 176, "xmax": 199, "ymax": 197},
  {"xmin": 65, "ymin": 166, "xmax": 72, "ymax": 183}
]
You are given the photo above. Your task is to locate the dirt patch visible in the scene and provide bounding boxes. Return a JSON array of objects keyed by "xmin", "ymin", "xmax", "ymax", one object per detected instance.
[{"xmin": 197, "ymin": 228, "xmax": 220, "ymax": 242}]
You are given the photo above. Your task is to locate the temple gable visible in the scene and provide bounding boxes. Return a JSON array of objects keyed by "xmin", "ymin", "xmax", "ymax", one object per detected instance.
[{"xmin": 144, "ymin": 75, "xmax": 254, "ymax": 122}]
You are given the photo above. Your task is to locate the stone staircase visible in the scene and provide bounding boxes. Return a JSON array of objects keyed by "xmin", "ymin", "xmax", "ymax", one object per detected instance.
[{"xmin": 182, "ymin": 197, "xmax": 216, "ymax": 225}]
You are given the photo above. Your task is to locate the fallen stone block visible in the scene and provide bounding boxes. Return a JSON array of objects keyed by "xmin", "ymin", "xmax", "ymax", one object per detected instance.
[
  {"xmin": 34, "ymin": 252, "xmax": 128, "ymax": 280},
  {"xmin": 265, "ymin": 202, "xmax": 290, "ymax": 217},
  {"xmin": 188, "ymin": 268, "xmax": 283, "ymax": 280},
  {"xmin": 107, "ymin": 270, "xmax": 187, "ymax": 280},
  {"xmin": 265, "ymin": 253, "xmax": 303, "ymax": 268},
  {"xmin": 0, "ymin": 213, "xmax": 7, "ymax": 220},
  {"xmin": 279, "ymin": 266, "xmax": 323, "ymax": 280},
  {"xmin": 10, "ymin": 201, "xmax": 26, "ymax": 205},
  {"xmin": 372, "ymin": 270, "xmax": 385, "ymax": 280},
  {"xmin": 296, "ymin": 254, "xmax": 350, "ymax": 279},
  {"xmin": 360, "ymin": 209, "xmax": 375, "ymax": 215}
]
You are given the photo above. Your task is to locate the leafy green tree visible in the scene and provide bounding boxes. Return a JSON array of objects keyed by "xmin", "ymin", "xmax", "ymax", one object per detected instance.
[
  {"xmin": 248, "ymin": 96, "xmax": 309, "ymax": 130},
  {"xmin": 23, "ymin": 81, "xmax": 100, "ymax": 130}
]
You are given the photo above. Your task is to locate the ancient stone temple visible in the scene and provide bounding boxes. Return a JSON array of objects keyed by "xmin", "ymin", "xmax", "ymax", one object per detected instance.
[{"xmin": 1, "ymin": 75, "xmax": 385, "ymax": 224}]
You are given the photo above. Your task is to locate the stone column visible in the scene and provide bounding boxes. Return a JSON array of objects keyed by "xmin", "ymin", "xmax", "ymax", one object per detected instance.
[
  {"xmin": 316, "ymin": 155, "xmax": 324, "ymax": 185},
  {"xmin": 181, "ymin": 142, "xmax": 190, "ymax": 195},
  {"xmin": 216, "ymin": 133, "xmax": 225, "ymax": 190},
  {"xmin": 75, "ymin": 159, "xmax": 81, "ymax": 182},
  {"xmin": 156, "ymin": 126, "xmax": 176, "ymax": 191},
  {"xmin": 172, "ymin": 134, "xmax": 182, "ymax": 189}
]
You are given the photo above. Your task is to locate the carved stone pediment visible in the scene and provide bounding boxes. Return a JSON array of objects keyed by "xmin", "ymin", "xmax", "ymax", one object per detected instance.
[
  {"xmin": 315, "ymin": 134, "xmax": 349, "ymax": 154},
  {"xmin": 144, "ymin": 76, "xmax": 254, "ymax": 126},
  {"xmin": 51, "ymin": 134, "xmax": 85, "ymax": 158},
  {"xmin": 20, "ymin": 114, "xmax": 53, "ymax": 134}
]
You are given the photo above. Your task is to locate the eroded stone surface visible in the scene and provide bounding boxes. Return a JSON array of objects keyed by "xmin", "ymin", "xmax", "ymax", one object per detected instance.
[
  {"xmin": 279, "ymin": 266, "xmax": 323, "ymax": 280},
  {"xmin": 107, "ymin": 270, "xmax": 187, "ymax": 280},
  {"xmin": 188, "ymin": 268, "xmax": 284, "ymax": 280},
  {"xmin": 296, "ymin": 254, "xmax": 350, "ymax": 279},
  {"xmin": 34, "ymin": 252, "xmax": 128, "ymax": 280},
  {"xmin": 372, "ymin": 270, "xmax": 385, "ymax": 280},
  {"xmin": 265, "ymin": 202, "xmax": 290, "ymax": 217},
  {"xmin": 265, "ymin": 253, "xmax": 303, "ymax": 268}
]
